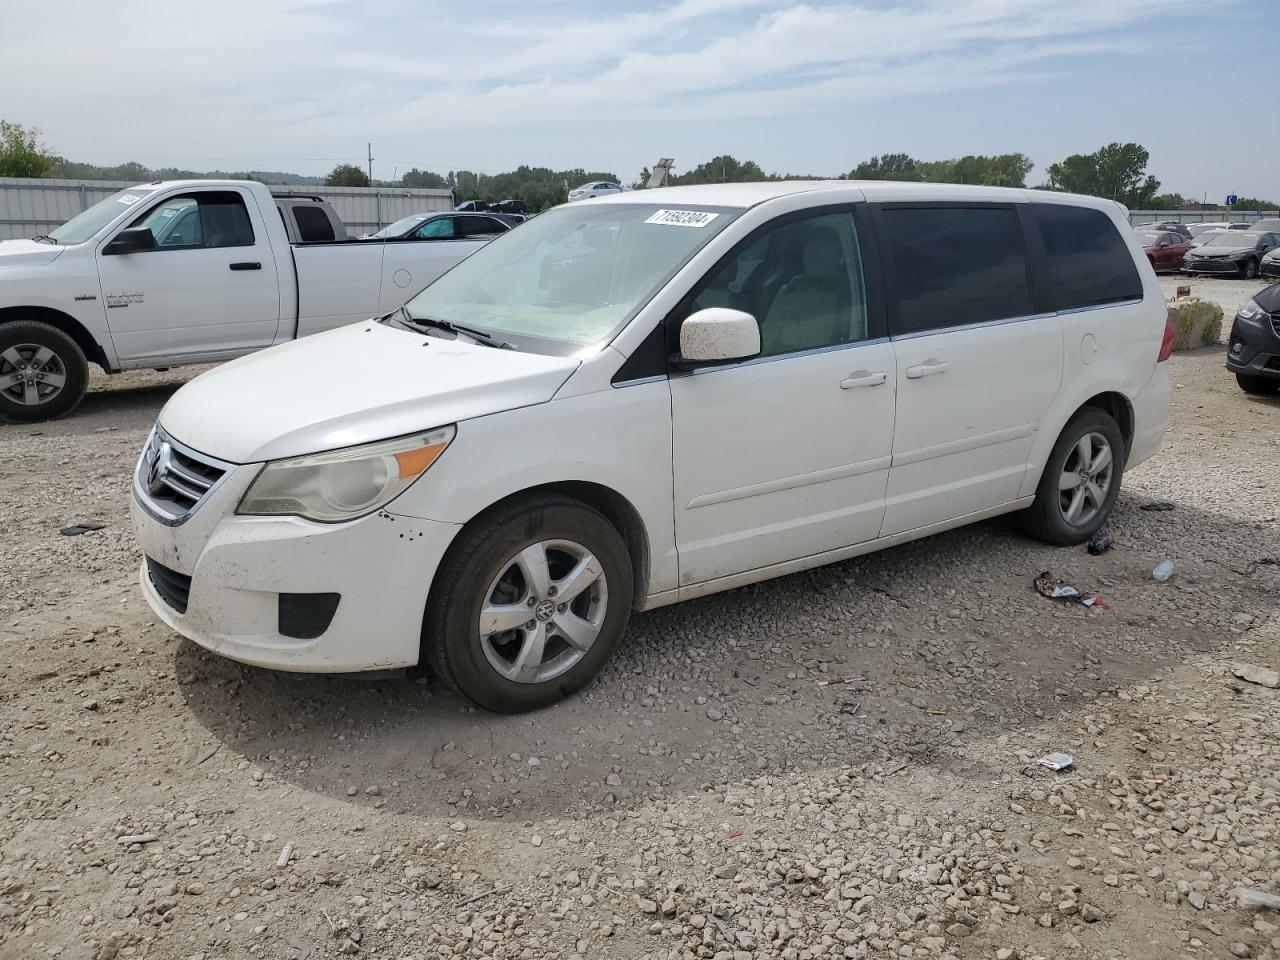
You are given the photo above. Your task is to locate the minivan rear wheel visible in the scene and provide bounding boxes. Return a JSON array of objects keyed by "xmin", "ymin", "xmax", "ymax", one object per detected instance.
[
  {"xmin": 1019, "ymin": 408, "xmax": 1125, "ymax": 546},
  {"xmin": 423, "ymin": 494, "xmax": 633, "ymax": 713}
]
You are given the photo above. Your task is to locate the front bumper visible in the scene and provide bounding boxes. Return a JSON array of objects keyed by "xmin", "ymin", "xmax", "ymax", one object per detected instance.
[
  {"xmin": 1225, "ymin": 312, "xmax": 1280, "ymax": 380},
  {"xmin": 1261, "ymin": 260, "xmax": 1280, "ymax": 279},
  {"xmin": 131, "ymin": 457, "xmax": 461, "ymax": 673},
  {"xmin": 1182, "ymin": 257, "xmax": 1245, "ymax": 275}
]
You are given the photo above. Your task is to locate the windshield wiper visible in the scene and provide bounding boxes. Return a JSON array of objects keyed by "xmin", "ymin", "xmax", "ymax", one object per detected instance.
[
  {"xmin": 397, "ymin": 308, "xmax": 513, "ymax": 349},
  {"xmin": 31, "ymin": 235, "xmax": 59, "ymax": 245}
]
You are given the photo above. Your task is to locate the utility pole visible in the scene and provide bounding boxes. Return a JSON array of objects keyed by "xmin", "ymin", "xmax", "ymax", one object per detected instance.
[{"xmin": 367, "ymin": 143, "xmax": 374, "ymax": 185}]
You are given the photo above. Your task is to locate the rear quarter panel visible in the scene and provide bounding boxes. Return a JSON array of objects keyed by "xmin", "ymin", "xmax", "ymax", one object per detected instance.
[{"xmin": 1018, "ymin": 197, "xmax": 1167, "ymax": 496}]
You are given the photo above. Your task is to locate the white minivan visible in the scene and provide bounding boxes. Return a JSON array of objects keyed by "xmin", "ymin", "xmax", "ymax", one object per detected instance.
[{"xmin": 131, "ymin": 182, "xmax": 1172, "ymax": 712}]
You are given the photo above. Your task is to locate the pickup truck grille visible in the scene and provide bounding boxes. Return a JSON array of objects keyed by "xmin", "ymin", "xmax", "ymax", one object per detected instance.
[{"xmin": 134, "ymin": 427, "xmax": 233, "ymax": 525}]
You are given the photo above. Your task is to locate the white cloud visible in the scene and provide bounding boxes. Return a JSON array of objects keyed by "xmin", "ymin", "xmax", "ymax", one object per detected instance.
[{"xmin": 0, "ymin": 0, "xmax": 1239, "ymax": 179}]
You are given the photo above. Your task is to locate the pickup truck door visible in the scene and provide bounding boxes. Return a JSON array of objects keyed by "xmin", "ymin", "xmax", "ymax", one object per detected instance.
[{"xmin": 95, "ymin": 188, "xmax": 281, "ymax": 364}]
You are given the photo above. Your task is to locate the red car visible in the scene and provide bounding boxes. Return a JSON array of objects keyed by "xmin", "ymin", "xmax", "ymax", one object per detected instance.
[{"xmin": 1137, "ymin": 229, "xmax": 1194, "ymax": 273}]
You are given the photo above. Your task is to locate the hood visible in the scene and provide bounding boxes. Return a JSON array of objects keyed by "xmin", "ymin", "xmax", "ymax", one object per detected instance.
[
  {"xmin": 1189, "ymin": 246, "xmax": 1249, "ymax": 257},
  {"xmin": 0, "ymin": 238, "xmax": 67, "ymax": 269},
  {"xmin": 158, "ymin": 322, "xmax": 580, "ymax": 463}
]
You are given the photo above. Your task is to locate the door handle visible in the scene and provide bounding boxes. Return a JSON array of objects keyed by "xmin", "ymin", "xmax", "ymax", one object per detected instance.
[
  {"xmin": 905, "ymin": 359, "xmax": 949, "ymax": 379},
  {"xmin": 839, "ymin": 371, "xmax": 888, "ymax": 389},
  {"xmin": 229, "ymin": 262, "xmax": 262, "ymax": 271}
]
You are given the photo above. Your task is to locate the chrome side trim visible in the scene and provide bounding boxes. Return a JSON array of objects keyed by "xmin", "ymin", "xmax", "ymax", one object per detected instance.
[
  {"xmin": 891, "ymin": 422, "xmax": 1037, "ymax": 467},
  {"xmin": 686, "ymin": 455, "xmax": 892, "ymax": 509},
  {"xmin": 890, "ymin": 312, "xmax": 1056, "ymax": 342},
  {"xmin": 1057, "ymin": 298, "xmax": 1143, "ymax": 316},
  {"xmin": 681, "ymin": 336, "xmax": 892, "ymax": 375}
]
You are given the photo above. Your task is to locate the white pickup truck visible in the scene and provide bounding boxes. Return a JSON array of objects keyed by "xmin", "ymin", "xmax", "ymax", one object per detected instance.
[{"xmin": 0, "ymin": 180, "xmax": 489, "ymax": 421}]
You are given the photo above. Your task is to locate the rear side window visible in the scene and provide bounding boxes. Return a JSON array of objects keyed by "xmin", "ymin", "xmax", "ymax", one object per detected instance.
[
  {"xmin": 880, "ymin": 206, "xmax": 1034, "ymax": 336},
  {"xmin": 1035, "ymin": 204, "xmax": 1142, "ymax": 310},
  {"xmin": 292, "ymin": 205, "xmax": 336, "ymax": 242},
  {"xmin": 460, "ymin": 215, "xmax": 501, "ymax": 236}
]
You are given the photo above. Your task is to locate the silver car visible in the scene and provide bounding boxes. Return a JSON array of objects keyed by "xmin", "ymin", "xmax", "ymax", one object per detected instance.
[{"xmin": 567, "ymin": 181, "xmax": 624, "ymax": 202}]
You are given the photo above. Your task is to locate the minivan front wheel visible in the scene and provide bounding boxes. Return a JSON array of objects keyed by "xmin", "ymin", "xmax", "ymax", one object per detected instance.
[
  {"xmin": 1020, "ymin": 409, "xmax": 1125, "ymax": 545},
  {"xmin": 424, "ymin": 494, "xmax": 634, "ymax": 713}
]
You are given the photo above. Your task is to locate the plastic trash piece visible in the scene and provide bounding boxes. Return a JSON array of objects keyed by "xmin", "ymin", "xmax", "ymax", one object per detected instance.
[
  {"xmin": 1087, "ymin": 532, "xmax": 1115, "ymax": 555},
  {"xmin": 60, "ymin": 522, "xmax": 106, "ymax": 536},
  {"xmin": 1153, "ymin": 560, "xmax": 1174, "ymax": 581},
  {"xmin": 1038, "ymin": 753, "xmax": 1074, "ymax": 771},
  {"xmin": 1236, "ymin": 887, "xmax": 1280, "ymax": 911},
  {"xmin": 1034, "ymin": 571, "xmax": 1110, "ymax": 609}
]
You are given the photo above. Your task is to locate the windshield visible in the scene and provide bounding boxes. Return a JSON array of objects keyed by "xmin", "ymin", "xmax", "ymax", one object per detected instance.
[
  {"xmin": 47, "ymin": 187, "xmax": 158, "ymax": 244},
  {"xmin": 1204, "ymin": 232, "xmax": 1260, "ymax": 248},
  {"xmin": 401, "ymin": 202, "xmax": 738, "ymax": 353},
  {"xmin": 1138, "ymin": 232, "xmax": 1161, "ymax": 244},
  {"xmin": 367, "ymin": 214, "xmax": 427, "ymax": 239}
]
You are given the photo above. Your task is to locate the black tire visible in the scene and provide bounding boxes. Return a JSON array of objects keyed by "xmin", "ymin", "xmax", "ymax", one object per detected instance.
[
  {"xmin": 1242, "ymin": 258, "xmax": 1258, "ymax": 280},
  {"xmin": 1018, "ymin": 408, "xmax": 1126, "ymax": 546},
  {"xmin": 1237, "ymin": 372, "xmax": 1279, "ymax": 395},
  {"xmin": 0, "ymin": 321, "xmax": 89, "ymax": 422},
  {"xmin": 423, "ymin": 494, "xmax": 634, "ymax": 713}
]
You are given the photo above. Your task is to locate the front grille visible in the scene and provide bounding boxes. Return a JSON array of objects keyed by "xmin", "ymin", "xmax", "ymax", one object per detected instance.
[
  {"xmin": 134, "ymin": 428, "xmax": 233, "ymax": 524},
  {"xmin": 146, "ymin": 557, "xmax": 192, "ymax": 614}
]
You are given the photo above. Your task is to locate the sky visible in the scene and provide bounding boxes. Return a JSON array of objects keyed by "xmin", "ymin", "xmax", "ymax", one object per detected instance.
[{"xmin": 3, "ymin": 0, "xmax": 1275, "ymax": 200}]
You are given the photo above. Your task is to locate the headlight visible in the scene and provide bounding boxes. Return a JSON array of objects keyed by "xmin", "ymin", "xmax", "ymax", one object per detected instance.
[
  {"xmin": 1237, "ymin": 299, "xmax": 1266, "ymax": 322},
  {"xmin": 237, "ymin": 426, "xmax": 455, "ymax": 522}
]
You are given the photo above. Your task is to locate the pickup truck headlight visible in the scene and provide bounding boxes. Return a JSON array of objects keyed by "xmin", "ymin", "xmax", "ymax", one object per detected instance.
[{"xmin": 237, "ymin": 427, "xmax": 454, "ymax": 522}]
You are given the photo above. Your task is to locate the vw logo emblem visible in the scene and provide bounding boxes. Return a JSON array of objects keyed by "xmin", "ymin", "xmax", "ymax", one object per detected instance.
[
  {"xmin": 534, "ymin": 598, "xmax": 556, "ymax": 622},
  {"xmin": 147, "ymin": 441, "xmax": 172, "ymax": 497}
]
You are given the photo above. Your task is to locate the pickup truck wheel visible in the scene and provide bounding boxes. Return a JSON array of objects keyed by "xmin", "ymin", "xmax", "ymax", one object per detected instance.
[
  {"xmin": 424, "ymin": 494, "xmax": 633, "ymax": 713},
  {"xmin": 1018, "ymin": 408, "xmax": 1126, "ymax": 546},
  {"xmin": 0, "ymin": 321, "xmax": 89, "ymax": 422}
]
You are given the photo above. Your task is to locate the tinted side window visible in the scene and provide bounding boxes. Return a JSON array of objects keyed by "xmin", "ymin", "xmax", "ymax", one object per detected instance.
[
  {"xmin": 880, "ymin": 206, "xmax": 1033, "ymax": 335},
  {"xmin": 1034, "ymin": 204, "xmax": 1142, "ymax": 310},
  {"xmin": 688, "ymin": 211, "xmax": 869, "ymax": 358},
  {"xmin": 292, "ymin": 205, "xmax": 335, "ymax": 242},
  {"xmin": 417, "ymin": 217, "xmax": 457, "ymax": 239},
  {"xmin": 460, "ymin": 215, "xmax": 500, "ymax": 236},
  {"xmin": 129, "ymin": 191, "xmax": 254, "ymax": 250}
]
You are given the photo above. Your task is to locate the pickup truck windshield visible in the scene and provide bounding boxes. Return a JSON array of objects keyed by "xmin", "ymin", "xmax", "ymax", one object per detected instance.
[
  {"xmin": 48, "ymin": 187, "xmax": 159, "ymax": 245},
  {"xmin": 402, "ymin": 203, "xmax": 738, "ymax": 353}
]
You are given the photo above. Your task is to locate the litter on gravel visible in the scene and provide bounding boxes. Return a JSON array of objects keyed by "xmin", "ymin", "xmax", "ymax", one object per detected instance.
[
  {"xmin": 1037, "ymin": 752, "xmax": 1075, "ymax": 771},
  {"xmin": 59, "ymin": 521, "xmax": 106, "ymax": 536},
  {"xmin": 1087, "ymin": 531, "xmax": 1115, "ymax": 555},
  {"xmin": 1034, "ymin": 571, "xmax": 1110, "ymax": 609}
]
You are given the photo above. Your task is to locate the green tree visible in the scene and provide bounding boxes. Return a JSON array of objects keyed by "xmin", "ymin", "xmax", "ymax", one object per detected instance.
[
  {"xmin": 847, "ymin": 153, "xmax": 920, "ymax": 181},
  {"xmin": 325, "ymin": 164, "xmax": 370, "ymax": 187},
  {"xmin": 0, "ymin": 120, "xmax": 56, "ymax": 178},
  {"xmin": 1046, "ymin": 143, "xmax": 1160, "ymax": 208},
  {"xmin": 1146, "ymin": 192, "xmax": 1188, "ymax": 210},
  {"xmin": 402, "ymin": 168, "xmax": 447, "ymax": 189},
  {"xmin": 1230, "ymin": 196, "xmax": 1278, "ymax": 212},
  {"xmin": 668, "ymin": 155, "xmax": 773, "ymax": 186},
  {"xmin": 914, "ymin": 153, "xmax": 1033, "ymax": 187}
]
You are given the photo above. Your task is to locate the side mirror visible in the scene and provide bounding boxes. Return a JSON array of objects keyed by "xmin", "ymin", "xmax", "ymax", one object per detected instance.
[
  {"xmin": 104, "ymin": 227, "xmax": 156, "ymax": 255},
  {"xmin": 675, "ymin": 307, "xmax": 761, "ymax": 367}
]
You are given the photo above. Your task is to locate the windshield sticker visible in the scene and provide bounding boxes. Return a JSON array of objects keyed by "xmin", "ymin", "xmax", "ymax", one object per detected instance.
[
  {"xmin": 116, "ymin": 194, "xmax": 143, "ymax": 205},
  {"xmin": 645, "ymin": 209, "xmax": 719, "ymax": 228}
]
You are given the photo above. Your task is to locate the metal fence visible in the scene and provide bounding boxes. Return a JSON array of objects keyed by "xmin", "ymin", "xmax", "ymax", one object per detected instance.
[
  {"xmin": 1127, "ymin": 209, "xmax": 1279, "ymax": 226},
  {"xmin": 0, "ymin": 177, "xmax": 454, "ymax": 241}
]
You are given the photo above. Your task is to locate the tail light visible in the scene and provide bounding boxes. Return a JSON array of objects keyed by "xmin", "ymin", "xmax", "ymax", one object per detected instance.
[{"xmin": 1158, "ymin": 312, "xmax": 1175, "ymax": 362}]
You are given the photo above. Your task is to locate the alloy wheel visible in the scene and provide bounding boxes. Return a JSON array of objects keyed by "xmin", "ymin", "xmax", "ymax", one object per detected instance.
[
  {"xmin": 478, "ymin": 539, "xmax": 608, "ymax": 684},
  {"xmin": 1057, "ymin": 431, "xmax": 1114, "ymax": 527},
  {"xmin": 0, "ymin": 344, "xmax": 67, "ymax": 406}
]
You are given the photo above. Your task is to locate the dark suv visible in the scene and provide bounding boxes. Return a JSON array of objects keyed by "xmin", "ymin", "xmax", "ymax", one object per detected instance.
[{"xmin": 1227, "ymin": 282, "xmax": 1280, "ymax": 394}]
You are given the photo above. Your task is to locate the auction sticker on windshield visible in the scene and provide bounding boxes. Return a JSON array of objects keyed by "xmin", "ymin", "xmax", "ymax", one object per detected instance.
[
  {"xmin": 117, "ymin": 194, "xmax": 143, "ymax": 205},
  {"xmin": 645, "ymin": 209, "xmax": 720, "ymax": 227}
]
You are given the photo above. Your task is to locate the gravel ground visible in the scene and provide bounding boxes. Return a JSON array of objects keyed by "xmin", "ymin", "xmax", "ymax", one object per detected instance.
[{"xmin": 2, "ymin": 278, "xmax": 1278, "ymax": 960}]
